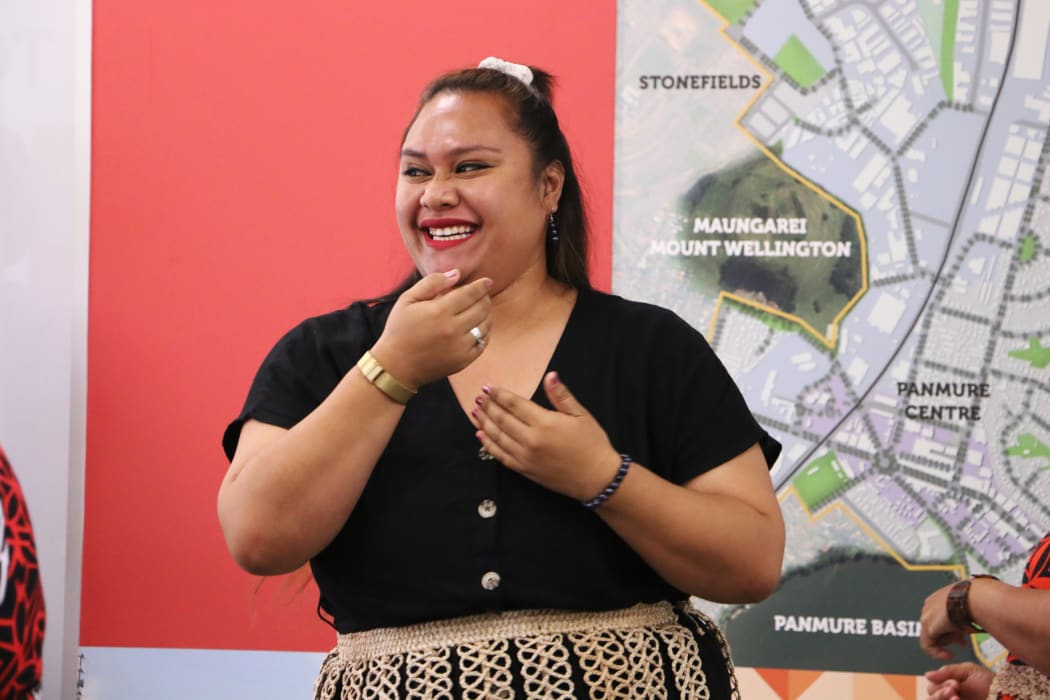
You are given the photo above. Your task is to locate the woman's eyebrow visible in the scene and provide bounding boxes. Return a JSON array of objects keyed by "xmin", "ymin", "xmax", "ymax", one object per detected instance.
[{"xmin": 400, "ymin": 145, "xmax": 502, "ymax": 159}]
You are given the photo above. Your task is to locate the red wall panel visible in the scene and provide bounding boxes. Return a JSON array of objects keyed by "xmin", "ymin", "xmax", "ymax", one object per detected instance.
[{"xmin": 85, "ymin": 1, "xmax": 615, "ymax": 650}]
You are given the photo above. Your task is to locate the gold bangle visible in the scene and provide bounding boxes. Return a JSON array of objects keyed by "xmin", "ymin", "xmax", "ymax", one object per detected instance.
[{"xmin": 356, "ymin": 350, "xmax": 416, "ymax": 405}]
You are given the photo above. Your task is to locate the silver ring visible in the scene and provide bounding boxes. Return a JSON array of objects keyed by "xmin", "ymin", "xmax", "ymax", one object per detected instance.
[{"xmin": 469, "ymin": 326, "xmax": 485, "ymax": 346}]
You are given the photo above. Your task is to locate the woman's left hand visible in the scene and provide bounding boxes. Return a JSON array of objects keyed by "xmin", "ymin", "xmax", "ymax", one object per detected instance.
[
  {"xmin": 472, "ymin": 371, "xmax": 621, "ymax": 502},
  {"xmin": 474, "ymin": 371, "xmax": 785, "ymax": 602}
]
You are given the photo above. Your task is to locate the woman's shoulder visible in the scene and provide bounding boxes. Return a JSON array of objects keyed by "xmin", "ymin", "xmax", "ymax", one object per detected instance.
[
  {"xmin": 579, "ymin": 288, "xmax": 704, "ymax": 340},
  {"xmin": 281, "ymin": 298, "xmax": 392, "ymax": 343},
  {"xmin": 261, "ymin": 298, "xmax": 393, "ymax": 368}
]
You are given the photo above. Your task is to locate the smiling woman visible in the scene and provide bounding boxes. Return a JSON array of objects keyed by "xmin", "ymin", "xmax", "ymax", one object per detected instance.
[
  {"xmin": 397, "ymin": 90, "xmax": 563, "ymax": 293},
  {"xmin": 218, "ymin": 57, "xmax": 785, "ymax": 699}
]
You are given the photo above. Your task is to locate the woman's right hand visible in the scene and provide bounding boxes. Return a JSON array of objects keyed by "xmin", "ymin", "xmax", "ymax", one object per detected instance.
[
  {"xmin": 371, "ymin": 269, "xmax": 492, "ymax": 388},
  {"xmin": 924, "ymin": 663, "xmax": 994, "ymax": 700}
]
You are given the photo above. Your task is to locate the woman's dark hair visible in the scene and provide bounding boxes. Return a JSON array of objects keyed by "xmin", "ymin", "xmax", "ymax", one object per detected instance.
[{"xmin": 375, "ymin": 63, "xmax": 591, "ymax": 302}]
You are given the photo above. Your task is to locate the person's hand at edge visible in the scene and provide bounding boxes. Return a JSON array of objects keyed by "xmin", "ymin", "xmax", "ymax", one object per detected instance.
[
  {"xmin": 920, "ymin": 582, "xmax": 970, "ymax": 660},
  {"xmin": 924, "ymin": 662, "xmax": 994, "ymax": 700}
]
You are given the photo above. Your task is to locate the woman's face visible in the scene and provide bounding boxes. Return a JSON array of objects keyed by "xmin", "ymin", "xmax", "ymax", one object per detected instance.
[{"xmin": 396, "ymin": 90, "xmax": 563, "ymax": 290}]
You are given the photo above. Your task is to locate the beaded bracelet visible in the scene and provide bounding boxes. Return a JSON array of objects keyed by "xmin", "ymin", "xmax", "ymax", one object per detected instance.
[{"xmin": 582, "ymin": 454, "xmax": 632, "ymax": 510}]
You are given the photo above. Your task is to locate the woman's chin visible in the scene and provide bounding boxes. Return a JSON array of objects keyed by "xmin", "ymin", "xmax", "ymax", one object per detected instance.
[{"xmin": 416, "ymin": 257, "xmax": 480, "ymax": 283}]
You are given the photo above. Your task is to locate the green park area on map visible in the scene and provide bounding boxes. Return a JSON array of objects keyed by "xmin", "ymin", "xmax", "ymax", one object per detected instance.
[
  {"xmin": 678, "ymin": 153, "xmax": 865, "ymax": 339},
  {"xmin": 939, "ymin": 0, "xmax": 960, "ymax": 100},
  {"xmin": 792, "ymin": 451, "xmax": 849, "ymax": 511},
  {"xmin": 702, "ymin": 0, "xmax": 758, "ymax": 25},
  {"xmin": 1009, "ymin": 338, "xmax": 1050, "ymax": 369},
  {"xmin": 1006, "ymin": 434, "xmax": 1050, "ymax": 470},
  {"xmin": 774, "ymin": 36, "xmax": 827, "ymax": 88},
  {"xmin": 1019, "ymin": 233, "xmax": 1038, "ymax": 262}
]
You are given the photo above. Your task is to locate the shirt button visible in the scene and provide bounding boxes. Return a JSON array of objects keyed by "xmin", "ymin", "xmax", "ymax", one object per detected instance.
[
  {"xmin": 481, "ymin": 571, "xmax": 501, "ymax": 591},
  {"xmin": 477, "ymin": 499, "xmax": 497, "ymax": 518}
]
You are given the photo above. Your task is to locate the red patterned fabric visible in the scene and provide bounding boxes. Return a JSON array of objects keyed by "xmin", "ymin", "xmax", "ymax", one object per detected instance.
[
  {"xmin": 997, "ymin": 530, "xmax": 1050, "ymax": 700},
  {"xmin": 1007, "ymin": 531, "xmax": 1050, "ymax": 667},
  {"xmin": 0, "ymin": 446, "xmax": 46, "ymax": 698}
]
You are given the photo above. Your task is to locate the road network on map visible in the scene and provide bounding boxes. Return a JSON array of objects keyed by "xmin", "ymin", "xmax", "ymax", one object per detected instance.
[{"xmin": 615, "ymin": 0, "xmax": 1050, "ymax": 666}]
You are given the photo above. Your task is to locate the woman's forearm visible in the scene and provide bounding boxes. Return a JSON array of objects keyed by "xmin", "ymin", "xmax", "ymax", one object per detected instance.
[
  {"xmin": 217, "ymin": 367, "xmax": 405, "ymax": 575},
  {"xmin": 969, "ymin": 580, "xmax": 1050, "ymax": 676},
  {"xmin": 596, "ymin": 448, "xmax": 785, "ymax": 602}
]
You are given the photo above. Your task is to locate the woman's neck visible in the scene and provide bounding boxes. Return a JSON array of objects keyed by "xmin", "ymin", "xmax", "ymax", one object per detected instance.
[
  {"xmin": 446, "ymin": 271, "xmax": 577, "ymax": 404},
  {"xmin": 490, "ymin": 273, "xmax": 574, "ymax": 328}
]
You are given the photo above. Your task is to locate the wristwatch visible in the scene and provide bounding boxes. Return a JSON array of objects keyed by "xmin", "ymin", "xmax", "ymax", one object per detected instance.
[{"xmin": 946, "ymin": 574, "xmax": 998, "ymax": 632}]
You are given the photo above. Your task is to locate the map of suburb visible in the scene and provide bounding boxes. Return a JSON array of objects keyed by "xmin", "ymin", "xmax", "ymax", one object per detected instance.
[{"xmin": 614, "ymin": 0, "xmax": 1050, "ymax": 674}]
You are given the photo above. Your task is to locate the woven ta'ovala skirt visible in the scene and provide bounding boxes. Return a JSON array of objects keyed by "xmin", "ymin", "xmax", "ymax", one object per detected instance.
[
  {"xmin": 313, "ymin": 601, "xmax": 739, "ymax": 699},
  {"xmin": 990, "ymin": 663, "xmax": 1050, "ymax": 700}
]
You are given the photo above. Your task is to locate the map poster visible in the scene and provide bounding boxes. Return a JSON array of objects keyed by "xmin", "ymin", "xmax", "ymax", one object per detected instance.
[{"xmin": 614, "ymin": 0, "xmax": 1050, "ymax": 685}]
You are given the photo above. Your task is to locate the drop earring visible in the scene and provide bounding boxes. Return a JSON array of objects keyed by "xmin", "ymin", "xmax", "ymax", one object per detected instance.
[{"xmin": 548, "ymin": 213, "xmax": 559, "ymax": 243}]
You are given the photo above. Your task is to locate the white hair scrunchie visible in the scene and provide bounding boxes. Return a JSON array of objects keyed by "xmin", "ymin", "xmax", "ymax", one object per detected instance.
[{"xmin": 478, "ymin": 57, "xmax": 534, "ymax": 87}]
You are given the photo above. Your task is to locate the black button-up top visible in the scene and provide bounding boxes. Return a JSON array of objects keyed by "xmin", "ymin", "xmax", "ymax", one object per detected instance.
[{"xmin": 224, "ymin": 288, "xmax": 780, "ymax": 633}]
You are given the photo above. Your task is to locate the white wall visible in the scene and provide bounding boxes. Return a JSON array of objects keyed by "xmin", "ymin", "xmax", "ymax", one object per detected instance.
[{"xmin": 0, "ymin": 0, "xmax": 90, "ymax": 697}]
